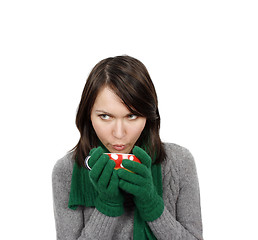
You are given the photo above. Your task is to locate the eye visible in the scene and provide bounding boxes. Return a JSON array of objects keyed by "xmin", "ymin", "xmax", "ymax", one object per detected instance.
[
  {"xmin": 99, "ymin": 114, "xmax": 111, "ymax": 120},
  {"xmin": 128, "ymin": 114, "xmax": 138, "ymax": 120}
]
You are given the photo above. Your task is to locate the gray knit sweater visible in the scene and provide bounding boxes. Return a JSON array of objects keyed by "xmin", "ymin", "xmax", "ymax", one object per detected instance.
[{"xmin": 52, "ymin": 143, "xmax": 203, "ymax": 239}]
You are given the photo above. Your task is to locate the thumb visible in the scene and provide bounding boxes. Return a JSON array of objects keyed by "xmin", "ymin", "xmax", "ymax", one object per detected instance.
[
  {"xmin": 132, "ymin": 146, "xmax": 151, "ymax": 168},
  {"xmin": 88, "ymin": 146, "xmax": 105, "ymax": 168}
]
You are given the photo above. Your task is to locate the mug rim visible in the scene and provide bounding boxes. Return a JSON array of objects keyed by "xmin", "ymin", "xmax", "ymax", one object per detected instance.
[{"xmin": 104, "ymin": 153, "xmax": 134, "ymax": 156}]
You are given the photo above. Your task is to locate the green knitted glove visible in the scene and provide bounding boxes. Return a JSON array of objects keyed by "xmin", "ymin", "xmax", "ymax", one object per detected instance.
[
  {"xmin": 117, "ymin": 146, "xmax": 164, "ymax": 221},
  {"xmin": 88, "ymin": 147, "xmax": 124, "ymax": 217}
]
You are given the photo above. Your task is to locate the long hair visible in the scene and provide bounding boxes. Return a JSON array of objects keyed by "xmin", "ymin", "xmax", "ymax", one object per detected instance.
[{"xmin": 72, "ymin": 55, "xmax": 166, "ymax": 167}]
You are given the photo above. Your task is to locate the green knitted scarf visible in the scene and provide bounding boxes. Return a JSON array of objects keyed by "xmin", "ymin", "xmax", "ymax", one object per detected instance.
[{"xmin": 68, "ymin": 160, "xmax": 163, "ymax": 239}]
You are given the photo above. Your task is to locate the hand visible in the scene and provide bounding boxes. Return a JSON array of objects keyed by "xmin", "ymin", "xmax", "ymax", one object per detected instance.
[
  {"xmin": 117, "ymin": 146, "xmax": 164, "ymax": 221},
  {"xmin": 88, "ymin": 147, "xmax": 124, "ymax": 216}
]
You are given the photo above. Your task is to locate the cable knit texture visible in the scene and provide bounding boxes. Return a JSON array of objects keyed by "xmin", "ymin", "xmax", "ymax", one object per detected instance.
[{"xmin": 52, "ymin": 143, "xmax": 203, "ymax": 239}]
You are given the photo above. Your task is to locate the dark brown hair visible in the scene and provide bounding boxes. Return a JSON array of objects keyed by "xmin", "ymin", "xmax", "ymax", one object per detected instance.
[{"xmin": 72, "ymin": 55, "xmax": 166, "ymax": 167}]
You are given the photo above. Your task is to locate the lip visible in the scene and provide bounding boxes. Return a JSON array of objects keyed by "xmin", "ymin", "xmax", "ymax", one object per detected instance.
[{"xmin": 112, "ymin": 144, "xmax": 126, "ymax": 151}]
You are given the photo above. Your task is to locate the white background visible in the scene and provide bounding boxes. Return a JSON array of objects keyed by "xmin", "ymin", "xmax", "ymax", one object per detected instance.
[{"xmin": 0, "ymin": 0, "xmax": 257, "ymax": 239}]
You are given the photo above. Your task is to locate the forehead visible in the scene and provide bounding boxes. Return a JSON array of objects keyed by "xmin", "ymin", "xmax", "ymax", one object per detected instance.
[{"xmin": 92, "ymin": 86, "xmax": 130, "ymax": 113}]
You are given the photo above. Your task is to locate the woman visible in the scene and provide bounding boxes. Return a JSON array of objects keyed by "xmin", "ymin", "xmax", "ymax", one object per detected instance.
[{"xmin": 52, "ymin": 55, "xmax": 203, "ymax": 239}]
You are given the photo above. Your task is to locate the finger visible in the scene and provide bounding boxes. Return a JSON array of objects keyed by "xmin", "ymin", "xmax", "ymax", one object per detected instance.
[
  {"xmin": 98, "ymin": 160, "xmax": 116, "ymax": 189},
  {"xmin": 117, "ymin": 168, "xmax": 145, "ymax": 186},
  {"xmin": 119, "ymin": 179, "xmax": 141, "ymax": 196},
  {"xmin": 89, "ymin": 154, "xmax": 109, "ymax": 182},
  {"xmin": 121, "ymin": 160, "xmax": 149, "ymax": 178},
  {"xmin": 108, "ymin": 170, "xmax": 119, "ymax": 193},
  {"xmin": 132, "ymin": 146, "xmax": 152, "ymax": 168},
  {"xmin": 88, "ymin": 146, "xmax": 105, "ymax": 168},
  {"xmin": 89, "ymin": 148, "xmax": 97, "ymax": 156}
]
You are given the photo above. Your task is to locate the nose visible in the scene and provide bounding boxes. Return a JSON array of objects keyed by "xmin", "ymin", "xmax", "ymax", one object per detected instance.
[{"xmin": 112, "ymin": 120, "xmax": 126, "ymax": 139}]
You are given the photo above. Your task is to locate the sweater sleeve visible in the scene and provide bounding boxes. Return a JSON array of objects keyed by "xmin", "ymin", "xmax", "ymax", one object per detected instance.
[
  {"xmin": 52, "ymin": 155, "xmax": 120, "ymax": 240},
  {"xmin": 147, "ymin": 144, "xmax": 203, "ymax": 240}
]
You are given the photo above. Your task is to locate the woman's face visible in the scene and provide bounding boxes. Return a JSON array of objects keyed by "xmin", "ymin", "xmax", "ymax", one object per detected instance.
[{"xmin": 91, "ymin": 86, "xmax": 146, "ymax": 153}]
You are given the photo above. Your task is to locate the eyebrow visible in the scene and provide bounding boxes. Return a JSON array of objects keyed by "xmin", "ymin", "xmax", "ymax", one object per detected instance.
[
  {"xmin": 95, "ymin": 110, "xmax": 109, "ymax": 113},
  {"xmin": 95, "ymin": 110, "xmax": 134, "ymax": 117},
  {"xmin": 95, "ymin": 110, "xmax": 114, "ymax": 116}
]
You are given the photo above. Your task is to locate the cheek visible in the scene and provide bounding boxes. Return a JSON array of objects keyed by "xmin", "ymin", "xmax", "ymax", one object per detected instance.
[
  {"xmin": 91, "ymin": 118, "xmax": 109, "ymax": 141},
  {"xmin": 130, "ymin": 120, "xmax": 146, "ymax": 140}
]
